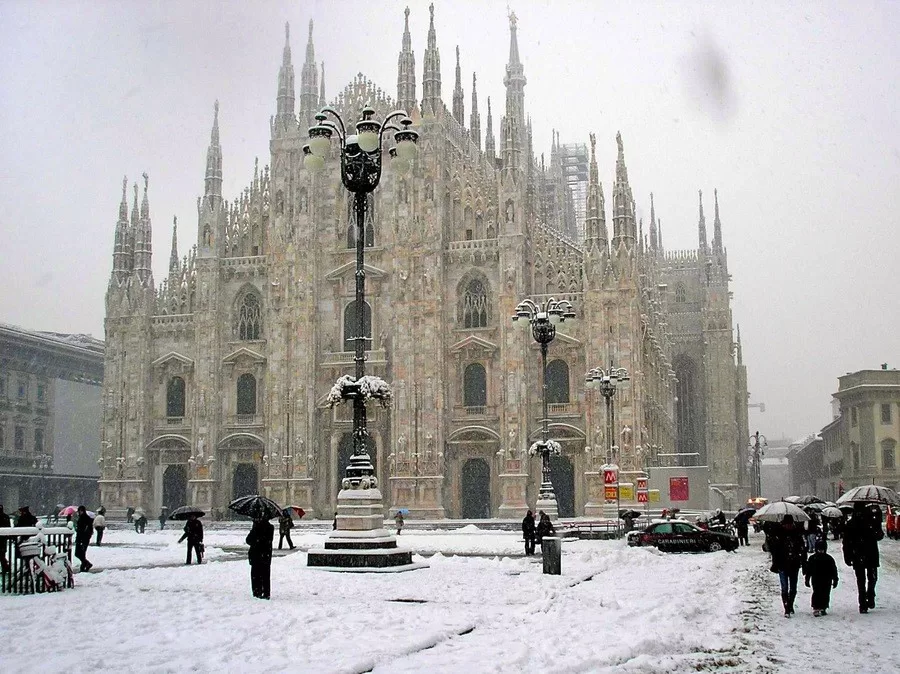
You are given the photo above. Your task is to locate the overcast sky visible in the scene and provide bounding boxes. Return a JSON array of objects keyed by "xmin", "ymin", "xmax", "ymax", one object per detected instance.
[{"xmin": 1, "ymin": 0, "xmax": 898, "ymax": 443}]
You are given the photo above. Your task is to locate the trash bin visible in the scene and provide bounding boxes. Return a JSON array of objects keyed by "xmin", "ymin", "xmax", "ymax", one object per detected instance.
[{"xmin": 541, "ymin": 536, "xmax": 561, "ymax": 575}]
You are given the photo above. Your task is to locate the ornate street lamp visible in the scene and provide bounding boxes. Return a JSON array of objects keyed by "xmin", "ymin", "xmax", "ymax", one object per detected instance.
[
  {"xmin": 32, "ymin": 453, "xmax": 53, "ymax": 519},
  {"xmin": 586, "ymin": 363, "xmax": 630, "ymax": 527},
  {"xmin": 304, "ymin": 106, "xmax": 418, "ymax": 488},
  {"xmin": 748, "ymin": 431, "xmax": 767, "ymax": 499},
  {"xmin": 305, "ymin": 105, "xmax": 419, "ymax": 571},
  {"xmin": 512, "ymin": 297, "xmax": 575, "ymax": 519}
]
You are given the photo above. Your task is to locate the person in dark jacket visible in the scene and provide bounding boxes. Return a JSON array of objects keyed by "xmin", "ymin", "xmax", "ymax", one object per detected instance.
[
  {"xmin": 803, "ymin": 538, "xmax": 838, "ymax": 616},
  {"xmin": 536, "ymin": 511, "xmax": 555, "ymax": 546},
  {"xmin": 74, "ymin": 505, "xmax": 94, "ymax": 572},
  {"xmin": 767, "ymin": 514, "xmax": 807, "ymax": 617},
  {"xmin": 159, "ymin": 508, "xmax": 168, "ymax": 530},
  {"xmin": 126, "ymin": 506, "xmax": 135, "ymax": 523},
  {"xmin": 178, "ymin": 514, "xmax": 204, "ymax": 565},
  {"xmin": 246, "ymin": 517, "xmax": 274, "ymax": 599},
  {"xmin": 842, "ymin": 501, "xmax": 884, "ymax": 613},
  {"xmin": 0, "ymin": 505, "xmax": 11, "ymax": 573},
  {"xmin": 16, "ymin": 506, "xmax": 38, "ymax": 528},
  {"xmin": 278, "ymin": 510, "xmax": 295, "ymax": 550},
  {"xmin": 522, "ymin": 510, "xmax": 536, "ymax": 556}
]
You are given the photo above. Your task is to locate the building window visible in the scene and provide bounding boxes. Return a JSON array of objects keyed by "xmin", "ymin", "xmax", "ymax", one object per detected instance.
[
  {"xmin": 14, "ymin": 426, "xmax": 25, "ymax": 453},
  {"xmin": 236, "ymin": 374, "xmax": 257, "ymax": 415},
  {"xmin": 546, "ymin": 359, "xmax": 570, "ymax": 404},
  {"xmin": 237, "ymin": 293, "xmax": 262, "ymax": 340},
  {"xmin": 851, "ymin": 407, "xmax": 858, "ymax": 427},
  {"xmin": 0, "ymin": 425, "xmax": 4, "ymax": 449},
  {"xmin": 0, "ymin": 374, "xmax": 7, "ymax": 399},
  {"xmin": 461, "ymin": 278, "xmax": 489, "ymax": 328},
  {"xmin": 167, "ymin": 377, "xmax": 186, "ymax": 417},
  {"xmin": 463, "ymin": 363, "xmax": 487, "ymax": 408},
  {"xmin": 851, "ymin": 442, "xmax": 859, "ymax": 471},
  {"xmin": 882, "ymin": 439, "xmax": 897, "ymax": 471},
  {"xmin": 17, "ymin": 380, "xmax": 27, "ymax": 400},
  {"xmin": 343, "ymin": 300, "xmax": 372, "ymax": 353},
  {"xmin": 34, "ymin": 428, "xmax": 44, "ymax": 453},
  {"xmin": 675, "ymin": 284, "xmax": 686, "ymax": 303},
  {"xmin": 36, "ymin": 384, "xmax": 46, "ymax": 403},
  {"xmin": 882, "ymin": 403, "xmax": 892, "ymax": 425}
]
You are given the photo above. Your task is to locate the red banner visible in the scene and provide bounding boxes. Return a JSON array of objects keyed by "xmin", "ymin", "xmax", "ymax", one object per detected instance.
[{"xmin": 669, "ymin": 477, "xmax": 690, "ymax": 502}]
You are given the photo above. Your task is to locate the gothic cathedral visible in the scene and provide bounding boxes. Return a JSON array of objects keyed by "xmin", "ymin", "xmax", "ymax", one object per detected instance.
[{"xmin": 100, "ymin": 7, "xmax": 749, "ymax": 519}]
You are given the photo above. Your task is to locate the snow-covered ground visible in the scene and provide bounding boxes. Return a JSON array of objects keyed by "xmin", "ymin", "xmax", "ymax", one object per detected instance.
[{"xmin": 1, "ymin": 527, "xmax": 898, "ymax": 673}]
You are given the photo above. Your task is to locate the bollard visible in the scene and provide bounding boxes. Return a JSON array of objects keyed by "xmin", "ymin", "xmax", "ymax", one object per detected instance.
[{"xmin": 541, "ymin": 536, "xmax": 561, "ymax": 575}]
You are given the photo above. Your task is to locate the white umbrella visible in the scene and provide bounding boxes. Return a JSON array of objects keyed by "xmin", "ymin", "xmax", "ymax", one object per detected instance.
[
  {"xmin": 754, "ymin": 501, "xmax": 811, "ymax": 523},
  {"xmin": 836, "ymin": 485, "xmax": 900, "ymax": 507},
  {"xmin": 820, "ymin": 506, "xmax": 842, "ymax": 519}
]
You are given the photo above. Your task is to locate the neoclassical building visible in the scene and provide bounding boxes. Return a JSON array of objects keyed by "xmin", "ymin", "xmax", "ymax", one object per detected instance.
[{"xmin": 100, "ymin": 7, "xmax": 748, "ymax": 519}]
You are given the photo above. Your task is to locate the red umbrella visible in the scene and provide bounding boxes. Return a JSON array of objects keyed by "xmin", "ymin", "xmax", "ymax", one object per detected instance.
[{"xmin": 287, "ymin": 506, "xmax": 305, "ymax": 519}]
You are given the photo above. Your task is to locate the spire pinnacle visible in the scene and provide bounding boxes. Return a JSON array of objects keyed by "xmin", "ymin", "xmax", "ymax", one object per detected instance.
[
  {"xmin": 428, "ymin": 3, "xmax": 436, "ymax": 48},
  {"xmin": 119, "ymin": 175, "xmax": 128, "ymax": 220},
  {"xmin": 283, "ymin": 22, "xmax": 291, "ymax": 63},
  {"xmin": 422, "ymin": 3, "xmax": 441, "ymax": 115},
  {"xmin": 141, "ymin": 172, "xmax": 149, "ymax": 218},
  {"xmin": 319, "ymin": 62, "xmax": 326, "ymax": 108},
  {"xmin": 698, "ymin": 189, "xmax": 708, "ymax": 251},
  {"xmin": 452, "ymin": 45, "xmax": 464, "ymax": 124},
  {"xmin": 585, "ymin": 132, "xmax": 607, "ymax": 248},
  {"xmin": 485, "ymin": 95, "xmax": 495, "ymax": 160},
  {"xmin": 712, "ymin": 188, "xmax": 723, "ymax": 253},
  {"xmin": 274, "ymin": 22, "xmax": 296, "ymax": 135},
  {"xmin": 470, "ymin": 72, "xmax": 481, "ymax": 148},
  {"xmin": 649, "ymin": 192, "xmax": 658, "ymax": 251},
  {"xmin": 611, "ymin": 132, "xmax": 635, "ymax": 247},
  {"xmin": 397, "ymin": 7, "xmax": 417, "ymax": 114},
  {"xmin": 169, "ymin": 215, "xmax": 179, "ymax": 272},
  {"xmin": 205, "ymin": 101, "xmax": 223, "ymax": 199}
]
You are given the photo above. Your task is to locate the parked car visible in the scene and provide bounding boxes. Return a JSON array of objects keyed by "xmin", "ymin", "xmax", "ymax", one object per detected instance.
[{"xmin": 627, "ymin": 519, "xmax": 739, "ymax": 553}]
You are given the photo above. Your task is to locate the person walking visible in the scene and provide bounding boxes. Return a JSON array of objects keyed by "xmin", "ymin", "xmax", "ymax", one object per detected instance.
[
  {"xmin": 0, "ymin": 505, "xmax": 11, "ymax": 574},
  {"xmin": 159, "ymin": 508, "xmax": 168, "ymax": 531},
  {"xmin": 803, "ymin": 538, "xmax": 839, "ymax": 616},
  {"xmin": 522, "ymin": 510, "xmax": 536, "ymax": 556},
  {"xmin": 536, "ymin": 511, "xmax": 555, "ymax": 547},
  {"xmin": 93, "ymin": 508, "xmax": 107, "ymax": 546},
  {"xmin": 246, "ymin": 517, "xmax": 274, "ymax": 599},
  {"xmin": 394, "ymin": 511, "xmax": 405, "ymax": 535},
  {"xmin": 278, "ymin": 510, "xmax": 295, "ymax": 550},
  {"xmin": 16, "ymin": 506, "xmax": 38, "ymax": 528},
  {"xmin": 74, "ymin": 505, "xmax": 94, "ymax": 572},
  {"xmin": 126, "ymin": 506, "xmax": 135, "ymax": 524},
  {"xmin": 806, "ymin": 512, "xmax": 821, "ymax": 552},
  {"xmin": 135, "ymin": 512, "xmax": 148, "ymax": 534},
  {"xmin": 767, "ymin": 514, "xmax": 807, "ymax": 617},
  {"xmin": 178, "ymin": 513, "xmax": 204, "ymax": 565},
  {"xmin": 842, "ymin": 501, "xmax": 884, "ymax": 613}
]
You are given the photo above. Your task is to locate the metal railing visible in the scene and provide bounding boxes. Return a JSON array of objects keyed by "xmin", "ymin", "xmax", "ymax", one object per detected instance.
[{"xmin": 1, "ymin": 527, "xmax": 73, "ymax": 594}]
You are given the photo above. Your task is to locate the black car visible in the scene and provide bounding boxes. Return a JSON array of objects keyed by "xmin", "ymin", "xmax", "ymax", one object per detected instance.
[{"xmin": 626, "ymin": 520, "xmax": 738, "ymax": 553}]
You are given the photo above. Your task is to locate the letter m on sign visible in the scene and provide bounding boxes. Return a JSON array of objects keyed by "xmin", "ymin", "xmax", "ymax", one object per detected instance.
[{"xmin": 669, "ymin": 477, "xmax": 689, "ymax": 502}]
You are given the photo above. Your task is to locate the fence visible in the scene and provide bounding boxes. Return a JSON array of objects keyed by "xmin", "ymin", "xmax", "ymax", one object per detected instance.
[{"xmin": 1, "ymin": 527, "xmax": 74, "ymax": 594}]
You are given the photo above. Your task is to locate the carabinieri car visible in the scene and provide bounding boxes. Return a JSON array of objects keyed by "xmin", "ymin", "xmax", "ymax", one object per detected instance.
[{"xmin": 626, "ymin": 519, "xmax": 739, "ymax": 553}]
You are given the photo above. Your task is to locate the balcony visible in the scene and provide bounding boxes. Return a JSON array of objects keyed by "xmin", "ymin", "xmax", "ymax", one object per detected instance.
[
  {"xmin": 548, "ymin": 402, "xmax": 575, "ymax": 415},
  {"xmin": 228, "ymin": 414, "xmax": 265, "ymax": 428},
  {"xmin": 465, "ymin": 406, "xmax": 486, "ymax": 416},
  {"xmin": 154, "ymin": 416, "xmax": 191, "ymax": 432},
  {"xmin": 452, "ymin": 405, "xmax": 498, "ymax": 421}
]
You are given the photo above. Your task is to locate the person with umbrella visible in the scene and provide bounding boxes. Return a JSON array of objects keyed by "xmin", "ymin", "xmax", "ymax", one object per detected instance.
[
  {"xmin": 278, "ymin": 508, "xmax": 295, "ymax": 550},
  {"xmin": 246, "ymin": 516, "xmax": 274, "ymax": 599},
  {"xmin": 733, "ymin": 507, "xmax": 755, "ymax": 547},
  {"xmin": 178, "ymin": 513, "xmax": 204, "ymax": 565},
  {"xmin": 767, "ymin": 514, "xmax": 807, "ymax": 617},
  {"xmin": 74, "ymin": 505, "xmax": 94, "ymax": 572},
  {"xmin": 522, "ymin": 510, "xmax": 536, "ymax": 556},
  {"xmin": 842, "ymin": 501, "xmax": 884, "ymax": 613}
]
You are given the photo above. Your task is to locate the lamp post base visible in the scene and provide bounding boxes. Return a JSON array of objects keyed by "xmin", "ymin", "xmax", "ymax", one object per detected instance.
[
  {"xmin": 535, "ymin": 495, "xmax": 559, "ymax": 521},
  {"xmin": 306, "ymin": 486, "xmax": 422, "ymax": 572}
]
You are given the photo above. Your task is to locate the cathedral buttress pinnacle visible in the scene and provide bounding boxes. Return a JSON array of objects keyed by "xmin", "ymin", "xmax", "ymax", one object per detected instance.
[
  {"xmin": 422, "ymin": 3, "xmax": 441, "ymax": 116},
  {"xmin": 319, "ymin": 62, "xmax": 326, "ymax": 109},
  {"xmin": 453, "ymin": 46, "xmax": 464, "ymax": 125},
  {"xmin": 396, "ymin": 7, "xmax": 417, "ymax": 116},
  {"xmin": 501, "ymin": 11, "xmax": 526, "ymax": 174},
  {"xmin": 611, "ymin": 132, "xmax": 635, "ymax": 249},
  {"xmin": 274, "ymin": 22, "xmax": 296, "ymax": 136},
  {"xmin": 205, "ymin": 101, "xmax": 222, "ymax": 204},
  {"xmin": 112, "ymin": 175, "xmax": 131, "ymax": 283},
  {"xmin": 485, "ymin": 96, "xmax": 495, "ymax": 161},
  {"xmin": 698, "ymin": 189, "xmax": 708, "ymax": 252},
  {"xmin": 134, "ymin": 174, "xmax": 153, "ymax": 287},
  {"xmin": 169, "ymin": 215, "xmax": 179, "ymax": 273},
  {"xmin": 470, "ymin": 73, "xmax": 480, "ymax": 149},
  {"xmin": 299, "ymin": 20, "xmax": 319, "ymax": 131},
  {"xmin": 712, "ymin": 188, "xmax": 723, "ymax": 254},
  {"xmin": 649, "ymin": 192, "xmax": 658, "ymax": 252},
  {"xmin": 584, "ymin": 133, "xmax": 607, "ymax": 251}
]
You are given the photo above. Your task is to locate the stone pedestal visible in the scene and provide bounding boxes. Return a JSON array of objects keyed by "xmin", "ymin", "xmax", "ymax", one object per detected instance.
[
  {"xmin": 497, "ymin": 469, "xmax": 529, "ymax": 519},
  {"xmin": 535, "ymin": 495, "xmax": 559, "ymax": 521},
  {"xmin": 583, "ymin": 471, "xmax": 605, "ymax": 516},
  {"xmin": 307, "ymin": 487, "xmax": 423, "ymax": 571}
]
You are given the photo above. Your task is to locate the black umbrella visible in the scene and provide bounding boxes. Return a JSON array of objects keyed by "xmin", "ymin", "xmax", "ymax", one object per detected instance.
[
  {"xmin": 228, "ymin": 495, "xmax": 283, "ymax": 521},
  {"xmin": 618, "ymin": 509, "xmax": 641, "ymax": 520},
  {"xmin": 792, "ymin": 495, "xmax": 826, "ymax": 506},
  {"xmin": 169, "ymin": 505, "xmax": 206, "ymax": 521},
  {"xmin": 734, "ymin": 507, "xmax": 756, "ymax": 523}
]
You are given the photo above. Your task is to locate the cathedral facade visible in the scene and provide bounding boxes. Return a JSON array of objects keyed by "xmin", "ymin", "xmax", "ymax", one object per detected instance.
[{"xmin": 100, "ymin": 7, "xmax": 749, "ymax": 519}]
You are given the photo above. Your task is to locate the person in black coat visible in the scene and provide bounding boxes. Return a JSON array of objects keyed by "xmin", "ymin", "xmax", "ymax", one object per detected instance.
[
  {"xmin": 278, "ymin": 511, "xmax": 295, "ymax": 550},
  {"xmin": 767, "ymin": 514, "xmax": 807, "ymax": 617},
  {"xmin": 74, "ymin": 505, "xmax": 94, "ymax": 572},
  {"xmin": 842, "ymin": 502, "xmax": 884, "ymax": 613},
  {"xmin": 16, "ymin": 506, "xmax": 38, "ymax": 528},
  {"xmin": 536, "ymin": 511, "xmax": 555, "ymax": 547},
  {"xmin": 178, "ymin": 514, "xmax": 204, "ymax": 565},
  {"xmin": 246, "ymin": 518, "xmax": 274, "ymax": 599},
  {"xmin": 803, "ymin": 538, "xmax": 838, "ymax": 616},
  {"xmin": 0, "ymin": 505, "xmax": 11, "ymax": 573},
  {"xmin": 522, "ymin": 510, "xmax": 536, "ymax": 556}
]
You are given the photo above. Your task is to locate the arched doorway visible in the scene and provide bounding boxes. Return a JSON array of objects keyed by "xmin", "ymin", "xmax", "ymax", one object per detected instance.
[
  {"xmin": 337, "ymin": 432, "xmax": 376, "ymax": 491},
  {"xmin": 461, "ymin": 458, "xmax": 491, "ymax": 519},
  {"xmin": 162, "ymin": 464, "xmax": 188, "ymax": 510},
  {"xmin": 549, "ymin": 455, "xmax": 575, "ymax": 518},
  {"xmin": 232, "ymin": 464, "xmax": 258, "ymax": 500}
]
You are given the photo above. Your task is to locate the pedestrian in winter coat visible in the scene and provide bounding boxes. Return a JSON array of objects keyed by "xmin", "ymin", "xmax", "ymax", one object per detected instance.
[
  {"xmin": 278, "ymin": 511, "xmax": 295, "ymax": 550},
  {"xmin": 767, "ymin": 514, "xmax": 807, "ymax": 617},
  {"xmin": 735, "ymin": 519, "xmax": 750, "ymax": 546},
  {"xmin": 246, "ymin": 518, "xmax": 274, "ymax": 599},
  {"xmin": 93, "ymin": 510, "xmax": 107, "ymax": 546},
  {"xmin": 394, "ymin": 512, "xmax": 405, "ymax": 535},
  {"xmin": 842, "ymin": 502, "xmax": 884, "ymax": 613},
  {"xmin": 159, "ymin": 509, "xmax": 168, "ymax": 530},
  {"xmin": 522, "ymin": 510, "xmax": 536, "ymax": 556},
  {"xmin": 806, "ymin": 513, "xmax": 821, "ymax": 551},
  {"xmin": 126, "ymin": 506, "xmax": 135, "ymax": 523},
  {"xmin": 74, "ymin": 505, "xmax": 94, "ymax": 572},
  {"xmin": 178, "ymin": 514, "xmax": 204, "ymax": 565},
  {"xmin": 134, "ymin": 514, "xmax": 148, "ymax": 533},
  {"xmin": 16, "ymin": 506, "xmax": 38, "ymax": 528},
  {"xmin": 0, "ymin": 505, "xmax": 11, "ymax": 574},
  {"xmin": 803, "ymin": 538, "xmax": 839, "ymax": 616},
  {"xmin": 536, "ymin": 511, "xmax": 555, "ymax": 546}
]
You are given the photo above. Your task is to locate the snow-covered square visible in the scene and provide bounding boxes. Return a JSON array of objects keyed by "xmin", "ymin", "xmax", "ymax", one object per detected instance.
[{"xmin": 2, "ymin": 526, "xmax": 898, "ymax": 673}]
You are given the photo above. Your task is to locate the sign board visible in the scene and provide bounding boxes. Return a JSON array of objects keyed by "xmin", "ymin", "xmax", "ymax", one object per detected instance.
[
  {"xmin": 669, "ymin": 476, "xmax": 690, "ymax": 502},
  {"xmin": 636, "ymin": 476, "xmax": 648, "ymax": 491},
  {"xmin": 603, "ymin": 467, "xmax": 619, "ymax": 485},
  {"xmin": 637, "ymin": 490, "xmax": 649, "ymax": 503},
  {"xmin": 618, "ymin": 483, "xmax": 634, "ymax": 500},
  {"xmin": 604, "ymin": 485, "xmax": 618, "ymax": 501},
  {"xmin": 649, "ymin": 489, "xmax": 661, "ymax": 503}
]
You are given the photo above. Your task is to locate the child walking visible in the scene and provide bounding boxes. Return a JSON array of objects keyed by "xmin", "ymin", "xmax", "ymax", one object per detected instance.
[{"xmin": 803, "ymin": 538, "xmax": 839, "ymax": 616}]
